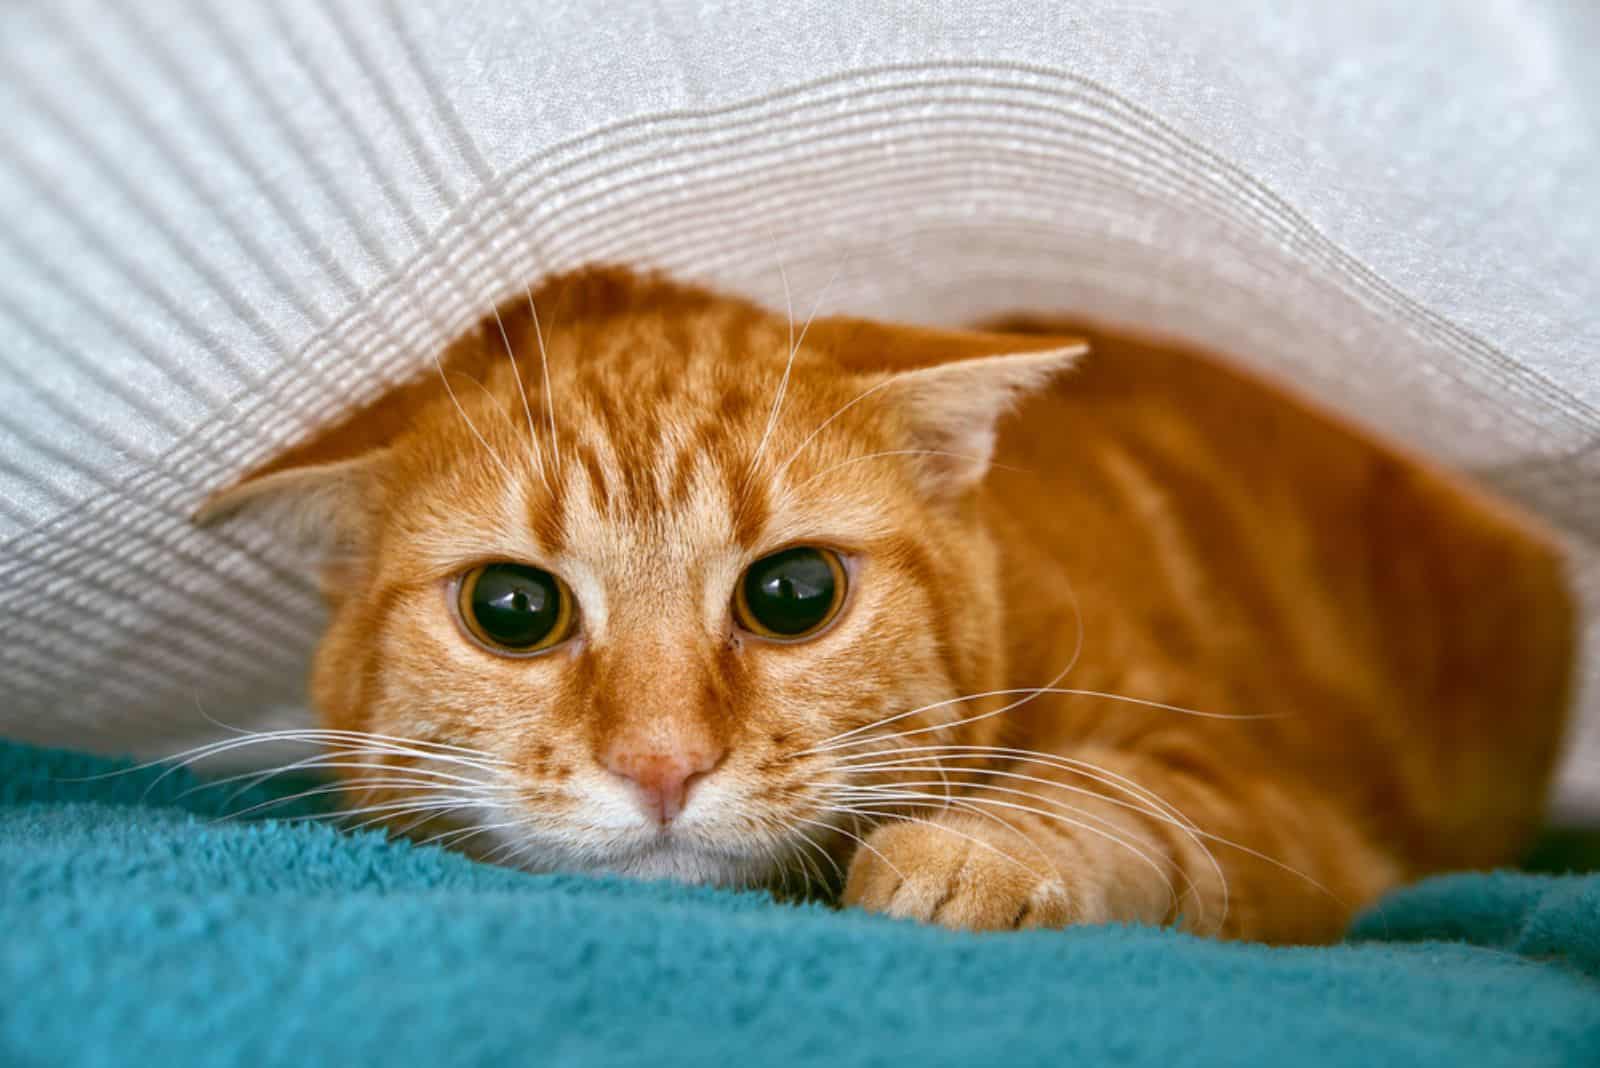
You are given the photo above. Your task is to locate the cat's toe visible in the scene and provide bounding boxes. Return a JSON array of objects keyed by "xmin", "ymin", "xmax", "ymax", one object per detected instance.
[{"xmin": 842, "ymin": 816, "xmax": 1085, "ymax": 931}]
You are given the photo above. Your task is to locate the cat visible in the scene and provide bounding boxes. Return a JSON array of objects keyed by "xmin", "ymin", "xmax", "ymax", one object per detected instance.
[{"xmin": 199, "ymin": 266, "xmax": 1576, "ymax": 943}]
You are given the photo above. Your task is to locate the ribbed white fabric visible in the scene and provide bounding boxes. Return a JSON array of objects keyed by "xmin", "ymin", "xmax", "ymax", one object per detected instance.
[{"xmin": 1, "ymin": 1, "xmax": 1596, "ymax": 817}]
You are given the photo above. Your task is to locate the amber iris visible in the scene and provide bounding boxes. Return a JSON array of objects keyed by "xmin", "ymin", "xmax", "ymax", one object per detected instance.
[
  {"xmin": 458, "ymin": 563, "xmax": 572, "ymax": 653},
  {"xmin": 736, "ymin": 546, "xmax": 846, "ymax": 639}
]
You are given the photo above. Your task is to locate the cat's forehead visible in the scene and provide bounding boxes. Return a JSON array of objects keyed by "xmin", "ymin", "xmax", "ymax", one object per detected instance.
[
  {"xmin": 393, "ymin": 311, "xmax": 900, "ymax": 576},
  {"xmin": 548, "ymin": 338, "xmax": 891, "ymax": 549}
]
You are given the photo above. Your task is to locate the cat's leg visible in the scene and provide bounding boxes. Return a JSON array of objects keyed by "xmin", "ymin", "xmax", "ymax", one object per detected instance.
[{"xmin": 840, "ymin": 744, "xmax": 1401, "ymax": 942}]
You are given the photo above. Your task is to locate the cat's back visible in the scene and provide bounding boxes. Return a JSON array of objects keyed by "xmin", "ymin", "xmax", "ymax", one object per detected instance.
[{"xmin": 980, "ymin": 318, "xmax": 1576, "ymax": 873}]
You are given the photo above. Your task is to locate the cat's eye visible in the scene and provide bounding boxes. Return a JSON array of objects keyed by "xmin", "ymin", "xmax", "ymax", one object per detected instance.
[
  {"xmin": 455, "ymin": 563, "xmax": 575, "ymax": 655},
  {"xmin": 734, "ymin": 546, "xmax": 847, "ymax": 640}
]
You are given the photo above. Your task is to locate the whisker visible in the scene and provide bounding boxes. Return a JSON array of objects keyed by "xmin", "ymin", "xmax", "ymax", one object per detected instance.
[
  {"xmin": 486, "ymin": 299, "xmax": 550, "ymax": 493},
  {"xmin": 215, "ymin": 777, "xmax": 503, "ymax": 823},
  {"xmin": 522, "ymin": 282, "xmax": 559, "ymax": 476},
  {"xmin": 324, "ymin": 797, "xmax": 496, "ymax": 832},
  {"xmin": 741, "ymin": 248, "xmax": 798, "ymax": 498},
  {"xmin": 153, "ymin": 728, "xmax": 508, "ymax": 778},
  {"xmin": 770, "ymin": 376, "xmax": 898, "ymax": 482},
  {"xmin": 824, "ymin": 784, "xmax": 1059, "ymax": 879},
  {"xmin": 790, "ymin": 568, "xmax": 1087, "ymax": 773},
  {"xmin": 475, "ymin": 826, "xmax": 533, "ymax": 866},
  {"xmin": 181, "ymin": 755, "xmax": 498, "ymax": 807},
  {"xmin": 830, "ymin": 738, "xmax": 1337, "ymax": 921},
  {"xmin": 742, "ymin": 255, "xmax": 844, "ymax": 523},
  {"xmin": 195, "ymin": 719, "xmax": 512, "ymax": 763},
  {"xmin": 788, "ymin": 830, "xmax": 826, "ymax": 899},
  {"xmin": 179, "ymin": 714, "xmax": 513, "ymax": 772},
  {"xmin": 824, "ymin": 779, "xmax": 1185, "ymax": 911},
  {"xmin": 433, "ymin": 361, "xmax": 516, "ymax": 483},
  {"xmin": 418, "ymin": 818, "xmax": 525, "ymax": 851},
  {"xmin": 797, "ymin": 685, "xmax": 1277, "ymax": 760},
  {"xmin": 352, "ymin": 799, "xmax": 495, "ymax": 837},
  {"xmin": 825, "ymin": 745, "xmax": 1226, "ymax": 930},
  {"xmin": 824, "ymin": 786, "xmax": 1178, "ymax": 912},
  {"xmin": 801, "ymin": 810, "xmax": 907, "ymax": 884},
  {"xmin": 816, "ymin": 803, "xmax": 1045, "ymax": 884},
  {"xmin": 786, "ymin": 818, "xmax": 847, "ymax": 888}
]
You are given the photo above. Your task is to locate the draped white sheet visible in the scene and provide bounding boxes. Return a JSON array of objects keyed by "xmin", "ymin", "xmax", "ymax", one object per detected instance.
[{"xmin": 2, "ymin": 0, "xmax": 1596, "ymax": 817}]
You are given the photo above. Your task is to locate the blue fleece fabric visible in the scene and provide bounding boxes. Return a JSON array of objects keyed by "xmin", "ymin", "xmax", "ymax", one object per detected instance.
[{"xmin": 2, "ymin": 738, "xmax": 1597, "ymax": 1067}]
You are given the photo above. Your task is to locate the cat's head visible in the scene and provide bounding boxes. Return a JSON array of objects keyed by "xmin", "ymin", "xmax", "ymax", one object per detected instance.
[{"xmin": 203, "ymin": 267, "xmax": 1082, "ymax": 886}]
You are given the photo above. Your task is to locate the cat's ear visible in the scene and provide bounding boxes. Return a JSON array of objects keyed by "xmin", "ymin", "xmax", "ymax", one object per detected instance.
[
  {"xmin": 196, "ymin": 394, "xmax": 446, "ymax": 565},
  {"xmin": 194, "ymin": 352, "xmax": 457, "ymax": 552},
  {"xmin": 882, "ymin": 345, "xmax": 1085, "ymax": 492},
  {"xmin": 193, "ymin": 451, "xmax": 388, "ymax": 555},
  {"xmin": 801, "ymin": 314, "xmax": 1086, "ymax": 490}
]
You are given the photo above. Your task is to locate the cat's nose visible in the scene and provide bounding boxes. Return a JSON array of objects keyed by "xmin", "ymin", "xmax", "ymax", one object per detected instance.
[{"xmin": 602, "ymin": 745, "xmax": 726, "ymax": 824}]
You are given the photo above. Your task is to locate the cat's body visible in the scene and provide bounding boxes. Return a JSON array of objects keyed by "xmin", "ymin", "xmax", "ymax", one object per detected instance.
[
  {"xmin": 204, "ymin": 267, "xmax": 1574, "ymax": 943},
  {"xmin": 966, "ymin": 318, "xmax": 1573, "ymax": 940}
]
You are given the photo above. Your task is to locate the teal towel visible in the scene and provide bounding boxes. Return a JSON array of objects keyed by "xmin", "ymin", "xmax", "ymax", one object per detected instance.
[{"xmin": 3, "ymin": 739, "xmax": 1597, "ymax": 1067}]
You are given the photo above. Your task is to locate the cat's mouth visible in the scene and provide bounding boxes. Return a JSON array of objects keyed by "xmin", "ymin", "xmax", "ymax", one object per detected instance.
[
  {"xmin": 579, "ymin": 832, "xmax": 791, "ymax": 887},
  {"xmin": 468, "ymin": 809, "xmax": 795, "ymax": 888}
]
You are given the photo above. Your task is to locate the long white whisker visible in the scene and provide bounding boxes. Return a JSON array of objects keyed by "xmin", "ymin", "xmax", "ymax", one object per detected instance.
[
  {"xmin": 211, "ymin": 777, "xmax": 489, "ymax": 823},
  {"xmin": 487, "ymin": 299, "xmax": 550, "ymax": 493},
  {"xmin": 327, "ymin": 797, "xmax": 496, "ymax": 832},
  {"xmin": 744, "ymin": 257, "xmax": 844, "ymax": 507},
  {"xmin": 797, "ymin": 685, "xmax": 1276, "ymax": 760},
  {"xmin": 63, "ymin": 728, "xmax": 498, "ymax": 790},
  {"xmin": 817, "ymin": 803, "xmax": 1045, "ymax": 884},
  {"xmin": 770, "ymin": 376, "xmax": 898, "ymax": 482},
  {"xmin": 825, "ymin": 784, "xmax": 1059, "ymax": 879},
  {"xmin": 823, "ymin": 779, "xmax": 1186, "ymax": 916},
  {"xmin": 200, "ymin": 723, "xmax": 510, "ymax": 762},
  {"xmin": 825, "ymin": 745, "xmax": 1225, "ymax": 930},
  {"xmin": 826, "ymin": 786, "xmax": 1177, "ymax": 912},
  {"xmin": 419, "ymin": 818, "xmax": 525, "ymax": 851},
  {"xmin": 168, "ymin": 729, "xmax": 508, "ymax": 774},
  {"xmin": 744, "ymin": 253, "xmax": 798, "ymax": 488},
  {"xmin": 435, "ymin": 363, "xmax": 515, "ymax": 483},
  {"xmin": 355, "ymin": 799, "xmax": 496, "ymax": 837},
  {"xmin": 137, "ymin": 739, "xmax": 486, "ymax": 801},
  {"xmin": 184, "ymin": 756, "xmax": 498, "ymax": 805},
  {"xmin": 802, "ymin": 810, "xmax": 906, "ymax": 883},
  {"xmin": 833, "ymin": 744, "xmax": 1186, "ymax": 824},
  {"xmin": 785, "ymin": 817, "xmax": 847, "ymax": 887},
  {"xmin": 522, "ymin": 283, "xmax": 559, "ymax": 475},
  {"xmin": 789, "ymin": 830, "xmax": 828, "ymax": 897}
]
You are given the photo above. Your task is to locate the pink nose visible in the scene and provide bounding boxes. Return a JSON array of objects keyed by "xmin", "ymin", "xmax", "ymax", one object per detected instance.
[{"xmin": 603, "ymin": 746, "xmax": 725, "ymax": 823}]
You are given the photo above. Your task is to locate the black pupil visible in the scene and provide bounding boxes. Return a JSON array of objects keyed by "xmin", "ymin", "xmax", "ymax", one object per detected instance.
[
  {"xmin": 743, "ymin": 548, "xmax": 836, "ymax": 636},
  {"xmin": 469, "ymin": 564, "xmax": 560, "ymax": 648}
]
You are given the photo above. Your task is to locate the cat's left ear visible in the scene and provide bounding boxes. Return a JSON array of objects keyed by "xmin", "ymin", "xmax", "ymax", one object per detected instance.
[
  {"xmin": 803, "ymin": 314, "xmax": 1087, "ymax": 493},
  {"xmin": 880, "ymin": 345, "xmax": 1085, "ymax": 492}
]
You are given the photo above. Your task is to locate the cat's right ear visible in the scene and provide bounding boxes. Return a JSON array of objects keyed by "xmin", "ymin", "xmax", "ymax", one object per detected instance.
[
  {"xmin": 193, "ymin": 450, "xmax": 389, "ymax": 556},
  {"xmin": 193, "ymin": 356, "xmax": 449, "ymax": 553}
]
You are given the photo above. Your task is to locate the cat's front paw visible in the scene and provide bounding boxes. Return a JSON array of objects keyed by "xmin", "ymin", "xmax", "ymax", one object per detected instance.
[{"xmin": 842, "ymin": 815, "xmax": 1104, "ymax": 931}]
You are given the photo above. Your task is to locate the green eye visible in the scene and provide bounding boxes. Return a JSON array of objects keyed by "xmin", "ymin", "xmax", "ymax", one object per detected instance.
[
  {"xmin": 457, "ymin": 563, "xmax": 574, "ymax": 654},
  {"xmin": 735, "ymin": 546, "xmax": 847, "ymax": 640}
]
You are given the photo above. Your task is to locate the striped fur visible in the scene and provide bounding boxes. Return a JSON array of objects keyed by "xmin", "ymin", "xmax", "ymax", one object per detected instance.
[{"xmin": 203, "ymin": 267, "xmax": 1575, "ymax": 943}]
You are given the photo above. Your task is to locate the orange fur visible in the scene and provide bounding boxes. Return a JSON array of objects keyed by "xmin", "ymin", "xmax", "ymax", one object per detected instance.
[{"xmin": 201, "ymin": 267, "xmax": 1575, "ymax": 943}]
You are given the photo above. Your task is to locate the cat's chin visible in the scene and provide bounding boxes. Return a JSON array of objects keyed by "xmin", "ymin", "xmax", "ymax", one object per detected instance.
[
  {"xmin": 597, "ymin": 842, "xmax": 775, "ymax": 887},
  {"xmin": 475, "ymin": 829, "xmax": 785, "ymax": 889}
]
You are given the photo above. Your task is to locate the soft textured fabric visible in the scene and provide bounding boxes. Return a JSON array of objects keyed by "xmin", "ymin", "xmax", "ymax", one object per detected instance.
[
  {"xmin": 3, "ymin": 739, "xmax": 1597, "ymax": 1067},
  {"xmin": 0, "ymin": 2, "xmax": 1596, "ymax": 818}
]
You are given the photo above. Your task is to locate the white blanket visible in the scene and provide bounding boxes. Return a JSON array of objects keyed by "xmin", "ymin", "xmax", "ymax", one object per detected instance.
[{"xmin": 1, "ymin": 0, "xmax": 1595, "ymax": 817}]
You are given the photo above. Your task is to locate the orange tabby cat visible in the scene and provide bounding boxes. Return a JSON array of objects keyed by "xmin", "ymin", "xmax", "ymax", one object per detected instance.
[{"xmin": 201, "ymin": 266, "xmax": 1575, "ymax": 943}]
